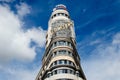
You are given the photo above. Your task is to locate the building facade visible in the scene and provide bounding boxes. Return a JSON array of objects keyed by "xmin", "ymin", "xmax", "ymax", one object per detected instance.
[{"xmin": 35, "ymin": 4, "xmax": 86, "ymax": 80}]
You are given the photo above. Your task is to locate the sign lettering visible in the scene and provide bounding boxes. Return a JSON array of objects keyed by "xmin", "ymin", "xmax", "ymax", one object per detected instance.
[{"xmin": 51, "ymin": 21, "xmax": 73, "ymax": 33}]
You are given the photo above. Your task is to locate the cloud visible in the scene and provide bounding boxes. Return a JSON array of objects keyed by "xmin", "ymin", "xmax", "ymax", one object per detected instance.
[
  {"xmin": 0, "ymin": 4, "xmax": 46, "ymax": 63},
  {"xmin": 82, "ymin": 32, "xmax": 120, "ymax": 80},
  {"xmin": 25, "ymin": 27, "xmax": 46, "ymax": 47},
  {"xmin": 0, "ymin": 3, "xmax": 46, "ymax": 80},
  {"xmin": 89, "ymin": 39, "xmax": 101, "ymax": 45},
  {"xmin": 0, "ymin": 64, "xmax": 40, "ymax": 80},
  {"xmin": 16, "ymin": 3, "xmax": 31, "ymax": 17},
  {"xmin": 112, "ymin": 33, "xmax": 120, "ymax": 44}
]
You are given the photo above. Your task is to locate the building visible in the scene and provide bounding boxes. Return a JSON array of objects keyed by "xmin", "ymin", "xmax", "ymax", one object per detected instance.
[{"xmin": 35, "ymin": 4, "xmax": 86, "ymax": 80}]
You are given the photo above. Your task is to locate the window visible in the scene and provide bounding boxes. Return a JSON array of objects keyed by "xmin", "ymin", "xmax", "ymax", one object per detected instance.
[
  {"xmin": 64, "ymin": 60, "xmax": 67, "ymax": 64},
  {"xmin": 68, "ymin": 42, "xmax": 71, "ymax": 47},
  {"xmin": 54, "ymin": 14, "xmax": 56, "ymax": 17},
  {"xmin": 63, "ymin": 69, "xmax": 67, "ymax": 73},
  {"xmin": 58, "ymin": 13, "xmax": 60, "ymax": 16},
  {"xmin": 69, "ymin": 70, "xmax": 73, "ymax": 74},
  {"xmin": 53, "ymin": 52, "xmax": 56, "ymax": 57},
  {"xmin": 65, "ymin": 14, "xmax": 68, "ymax": 17},
  {"xmin": 69, "ymin": 61, "xmax": 71, "ymax": 65},
  {"xmin": 54, "ymin": 61, "xmax": 57, "ymax": 65},
  {"xmin": 59, "ymin": 41, "xmax": 64, "ymax": 45},
  {"xmin": 76, "ymin": 72, "xmax": 79, "ymax": 77},
  {"xmin": 59, "ymin": 60, "xmax": 62, "ymax": 64},
  {"xmin": 68, "ymin": 51, "xmax": 72, "ymax": 56},
  {"xmin": 61, "ymin": 13, "xmax": 64, "ymax": 16},
  {"xmin": 44, "ymin": 69, "xmax": 80, "ymax": 79},
  {"xmin": 47, "ymin": 73, "xmax": 50, "ymax": 77},
  {"xmin": 54, "ymin": 70, "xmax": 57, "ymax": 74},
  {"xmin": 59, "ymin": 51, "xmax": 62, "ymax": 54},
  {"xmin": 63, "ymin": 50, "xmax": 65, "ymax": 54},
  {"xmin": 59, "ymin": 69, "xmax": 63, "ymax": 73},
  {"xmin": 50, "ymin": 60, "xmax": 75, "ymax": 68},
  {"xmin": 54, "ymin": 42, "xmax": 57, "ymax": 46},
  {"xmin": 51, "ymin": 41, "xmax": 72, "ymax": 49},
  {"xmin": 52, "ymin": 50, "xmax": 73, "ymax": 58}
]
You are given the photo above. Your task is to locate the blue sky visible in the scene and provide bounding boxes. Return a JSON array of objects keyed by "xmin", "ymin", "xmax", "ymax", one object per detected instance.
[{"xmin": 0, "ymin": 0, "xmax": 120, "ymax": 80}]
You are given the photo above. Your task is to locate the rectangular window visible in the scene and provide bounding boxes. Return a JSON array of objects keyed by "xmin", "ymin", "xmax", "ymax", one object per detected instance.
[
  {"xmin": 54, "ymin": 61, "xmax": 57, "ymax": 65},
  {"xmin": 54, "ymin": 42, "xmax": 57, "ymax": 46},
  {"xmin": 64, "ymin": 60, "xmax": 67, "ymax": 64},
  {"xmin": 69, "ymin": 61, "xmax": 71, "ymax": 65},
  {"xmin": 59, "ymin": 60, "xmax": 62, "ymax": 64},
  {"xmin": 54, "ymin": 70, "xmax": 57, "ymax": 74}
]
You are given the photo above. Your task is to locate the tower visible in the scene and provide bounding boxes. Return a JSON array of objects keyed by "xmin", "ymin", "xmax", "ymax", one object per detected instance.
[{"xmin": 35, "ymin": 4, "xmax": 86, "ymax": 80}]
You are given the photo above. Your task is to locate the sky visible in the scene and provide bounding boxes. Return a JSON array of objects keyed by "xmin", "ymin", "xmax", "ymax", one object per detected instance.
[{"xmin": 0, "ymin": 0, "xmax": 120, "ymax": 80}]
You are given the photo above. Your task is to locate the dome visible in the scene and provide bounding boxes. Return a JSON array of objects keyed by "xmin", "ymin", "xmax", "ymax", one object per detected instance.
[{"xmin": 53, "ymin": 4, "xmax": 67, "ymax": 11}]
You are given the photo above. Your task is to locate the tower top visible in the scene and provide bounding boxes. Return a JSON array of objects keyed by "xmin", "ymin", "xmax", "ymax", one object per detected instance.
[{"xmin": 53, "ymin": 4, "xmax": 67, "ymax": 11}]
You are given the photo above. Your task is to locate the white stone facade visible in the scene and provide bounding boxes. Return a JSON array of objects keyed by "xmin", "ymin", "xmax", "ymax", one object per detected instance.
[{"xmin": 35, "ymin": 4, "xmax": 86, "ymax": 80}]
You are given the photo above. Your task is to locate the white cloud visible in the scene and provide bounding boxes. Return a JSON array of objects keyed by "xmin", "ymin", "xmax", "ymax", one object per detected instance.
[
  {"xmin": 89, "ymin": 39, "xmax": 101, "ymax": 45},
  {"xmin": 0, "ymin": 3, "xmax": 46, "ymax": 80},
  {"xmin": 0, "ymin": 64, "xmax": 40, "ymax": 80},
  {"xmin": 83, "ymin": 32, "xmax": 120, "ymax": 80},
  {"xmin": 113, "ymin": 33, "xmax": 120, "ymax": 44},
  {"xmin": 16, "ymin": 3, "xmax": 31, "ymax": 17},
  {"xmin": 25, "ymin": 27, "xmax": 46, "ymax": 47},
  {"xmin": 0, "ymin": 4, "xmax": 46, "ymax": 63}
]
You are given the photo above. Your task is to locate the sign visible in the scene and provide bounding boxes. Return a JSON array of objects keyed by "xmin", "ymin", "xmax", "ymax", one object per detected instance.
[{"xmin": 51, "ymin": 21, "xmax": 73, "ymax": 33}]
